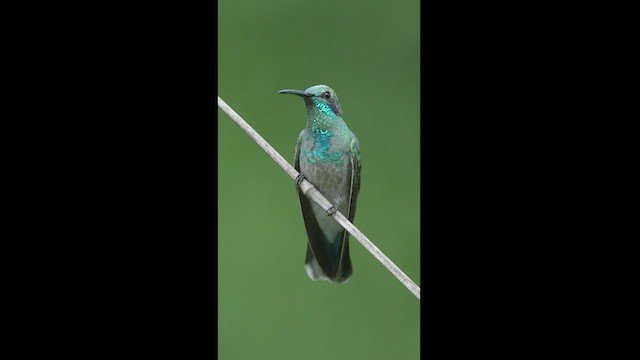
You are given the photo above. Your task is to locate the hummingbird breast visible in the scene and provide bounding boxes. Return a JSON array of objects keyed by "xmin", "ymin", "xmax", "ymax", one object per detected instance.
[{"xmin": 299, "ymin": 130, "xmax": 352, "ymax": 243}]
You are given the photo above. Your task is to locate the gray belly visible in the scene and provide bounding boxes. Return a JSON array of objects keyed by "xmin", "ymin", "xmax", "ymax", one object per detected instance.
[
  {"xmin": 300, "ymin": 159, "xmax": 351, "ymax": 243},
  {"xmin": 300, "ymin": 159, "xmax": 350, "ymax": 207}
]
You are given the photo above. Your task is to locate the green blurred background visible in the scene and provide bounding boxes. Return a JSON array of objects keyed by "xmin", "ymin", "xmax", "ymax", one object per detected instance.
[{"xmin": 218, "ymin": 0, "xmax": 420, "ymax": 358}]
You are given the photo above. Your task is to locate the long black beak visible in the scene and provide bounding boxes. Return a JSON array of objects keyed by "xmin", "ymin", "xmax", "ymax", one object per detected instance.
[{"xmin": 278, "ymin": 89, "xmax": 313, "ymax": 97}]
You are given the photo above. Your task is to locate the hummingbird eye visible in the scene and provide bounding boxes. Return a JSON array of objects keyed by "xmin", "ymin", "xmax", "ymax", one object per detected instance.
[{"xmin": 323, "ymin": 91, "xmax": 331, "ymax": 99}]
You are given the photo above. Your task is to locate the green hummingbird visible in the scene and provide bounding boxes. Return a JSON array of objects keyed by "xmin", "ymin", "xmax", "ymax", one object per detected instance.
[{"xmin": 278, "ymin": 85, "xmax": 361, "ymax": 283}]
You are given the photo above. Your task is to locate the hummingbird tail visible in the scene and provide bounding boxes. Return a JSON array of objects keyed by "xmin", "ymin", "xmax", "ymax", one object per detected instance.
[
  {"xmin": 337, "ymin": 238, "xmax": 352, "ymax": 282},
  {"xmin": 304, "ymin": 242, "xmax": 352, "ymax": 283},
  {"xmin": 305, "ymin": 244, "xmax": 327, "ymax": 281}
]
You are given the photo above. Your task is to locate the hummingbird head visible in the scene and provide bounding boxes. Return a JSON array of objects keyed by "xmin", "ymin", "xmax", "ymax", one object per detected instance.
[{"xmin": 278, "ymin": 84, "xmax": 343, "ymax": 117}]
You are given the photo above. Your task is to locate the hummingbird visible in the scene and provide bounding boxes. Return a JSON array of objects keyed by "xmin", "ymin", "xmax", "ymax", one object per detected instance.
[{"xmin": 278, "ymin": 85, "xmax": 361, "ymax": 283}]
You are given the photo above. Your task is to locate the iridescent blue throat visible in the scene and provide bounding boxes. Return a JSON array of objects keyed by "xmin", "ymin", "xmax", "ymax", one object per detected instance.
[
  {"xmin": 301, "ymin": 98, "xmax": 344, "ymax": 164},
  {"xmin": 313, "ymin": 98, "xmax": 336, "ymax": 118}
]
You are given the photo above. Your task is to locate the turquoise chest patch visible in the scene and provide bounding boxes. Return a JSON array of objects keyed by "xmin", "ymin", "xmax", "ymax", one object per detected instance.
[{"xmin": 301, "ymin": 132, "xmax": 344, "ymax": 165}]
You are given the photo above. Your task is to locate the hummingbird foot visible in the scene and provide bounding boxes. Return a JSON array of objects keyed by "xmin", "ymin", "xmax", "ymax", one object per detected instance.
[
  {"xmin": 295, "ymin": 173, "xmax": 306, "ymax": 187},
  {"xmin": 326, "ymin": 205, "xmax": 337, "ymax": 216}
]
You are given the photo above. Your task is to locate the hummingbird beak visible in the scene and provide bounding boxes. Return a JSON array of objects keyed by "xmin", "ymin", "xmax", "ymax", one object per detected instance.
[{"xmin": 278, "ymin": 89, "xmax": 314, "ymax": 97}]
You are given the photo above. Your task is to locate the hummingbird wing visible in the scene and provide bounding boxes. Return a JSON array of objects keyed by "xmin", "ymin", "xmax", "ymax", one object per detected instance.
[
  {"xmin": 335, "ymin": 136, "xmax": 361, "ymax": 282},
  {"xmin": 294, "ymin": 131, "xmax": 336, "ymax": 279}
]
